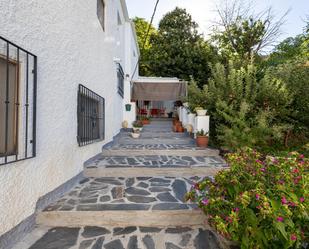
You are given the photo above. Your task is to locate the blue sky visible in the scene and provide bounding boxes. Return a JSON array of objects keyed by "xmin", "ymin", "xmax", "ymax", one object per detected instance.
[{"xmin": 126, "ymin": 0, "xmax": 308, "ymax": 44}]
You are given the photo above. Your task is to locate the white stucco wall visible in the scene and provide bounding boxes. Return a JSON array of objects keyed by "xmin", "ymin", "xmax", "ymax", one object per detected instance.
[
  {"xmin": 123, "ymin": 22, "xmax": 139, "ymax": 127},
  {"xmin": 0, "ymin": 0, "xmax": 138, "ymax": 236}
]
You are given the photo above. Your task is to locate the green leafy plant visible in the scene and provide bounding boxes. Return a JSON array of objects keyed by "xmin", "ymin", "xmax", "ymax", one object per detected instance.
[
  {"xmin": 132, "ymin": 121, "xmax": 143, "ymax": 128},
  {"xmin": 196, "ymin": 129, "xmax": 209, "ymax": 137},
  {"xmin": 194, "ymin": 107, "xmax": 204, "ymax": 111},
  {"xmin": 186, "ymin": 148, "xmax": 309, "ymax": 248},
  {"xmin": 141, "ymin": 116, "xmax": 150, "ymax": 121},
  {"xmin": 204, "ymin": 61, "xmax": 293, "ymax": 151}
]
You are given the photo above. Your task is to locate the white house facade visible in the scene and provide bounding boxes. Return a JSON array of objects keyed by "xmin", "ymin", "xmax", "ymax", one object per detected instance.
[{"xmin": 0, "ymin": 0, "xmax": 138, "ymax": 245}]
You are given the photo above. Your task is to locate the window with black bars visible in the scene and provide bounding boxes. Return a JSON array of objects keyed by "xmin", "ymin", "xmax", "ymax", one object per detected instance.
[
  {"xmin": 77, "ymin": 84, "xmax": 105, "ymax": 146},
  {"xmin": 117, "ymin": 63, "xmax": 124, "ymax": 98},
  {"xmin": 0, "ymin": 36, "xmax": 37, "ymax": 166}
]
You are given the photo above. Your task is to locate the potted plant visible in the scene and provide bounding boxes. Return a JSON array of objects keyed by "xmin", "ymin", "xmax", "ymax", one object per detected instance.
[
  {"xmin": 177, "ymin": 124, "xmax": 185, "ymax": 133},
  {"xmin": 195, "ymin": 107, "xmax": 207, "ymax": 116},
  {"xmin": 132, "ymin": 121, "xmax": 143, "ymax": 132},
  {"xmin": 196, "ymin": 129, "xmax": 209, "ymax": 147},
  {"xmin": 141, "ymin": 116, "xmax": 150, "ymax": 125},
  {"xmin": 131, "ymin": 130, "xmax": 140, "ymax": 138},
  {"xmin": 173, "ymin": 120, "xmax": 182, "ymax": 132}
]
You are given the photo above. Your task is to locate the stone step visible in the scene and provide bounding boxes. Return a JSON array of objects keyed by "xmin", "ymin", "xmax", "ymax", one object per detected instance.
[
  {"xmin": 115, "ymin": 138, "xmax": 195, "ymax": 145},
  {"xmin": 101, "ymin": 148, "xmax": 220, "ymax": 157},
  {"xmin": 13, "ymin": 225, "xmax": 230, "ymax": 249},
  {"xmin": 104, "ymin": 143, "xmax": 201, "ymax": 151},
  {"xmin": 38, "ymin": 177, "xmax": 208, "ymax": 227},
  {"xmin": 84, "ymin": 155, "xmax": 227, "ymax": 177}
]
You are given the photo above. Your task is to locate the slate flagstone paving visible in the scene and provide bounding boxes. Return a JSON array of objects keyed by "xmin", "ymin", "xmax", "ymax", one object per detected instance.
[
  {"xmin": 17, "ymin": 226, "xmax": 225, "ymax": 249},
  {"xmin": 12, "ymin": 120, "xmax": 231, "ymax": 249},
  {"xmin": 43, "ymin": 176, "xmax": 204, "ymax": 212}
]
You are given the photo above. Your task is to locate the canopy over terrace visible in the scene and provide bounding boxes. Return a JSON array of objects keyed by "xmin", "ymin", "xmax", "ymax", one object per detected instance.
[
  {"xmin": 132, "ymin": 77, "xmax": 187, "ymax": 118},
  {"xmin": 132, "ymin": 77, "xmax": 187, "ymax": 101}
]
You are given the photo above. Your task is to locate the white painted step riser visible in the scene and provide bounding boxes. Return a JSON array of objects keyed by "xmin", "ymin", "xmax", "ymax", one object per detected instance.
[
  {"xmin": 84, "ymin": 167, "xmax": 225, "ymax": 178},
  {"xmin": 37, "ymin": 210, "xmax": 206, "ymax": 227}
]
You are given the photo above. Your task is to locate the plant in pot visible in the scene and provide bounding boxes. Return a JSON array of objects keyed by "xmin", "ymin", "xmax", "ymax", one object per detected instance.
[
  {"xmin": 141, "ymin": 116, "xmax": 150, "ymax": 125},
  {"xmin": 173, "ymin": 120, "xmax": 182, "ymax": 132},
  {"xmin": 177, "ymin": 124, "xmax": 185, "ymax": 133},
  {"xmin": 173, "ymin": 114, "xmax": 179, "ymax": 125},
  {"xmin": 131, "ymin": 130, "xmax": 140, "ymax": 139},
  {"xmin": 132, "ymin": 121, "xmax": 143, "ymax": 132},
  {"xmin": 196, "ymin": 129, "xmax": 209, "ymax": 147},
  {"xmin": 195, "ymin": 107, "xmax": 207, "ymax": 116}
]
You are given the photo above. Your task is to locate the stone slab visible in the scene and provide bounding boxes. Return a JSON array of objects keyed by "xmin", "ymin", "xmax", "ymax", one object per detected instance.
[{"xmin": 13, "ymin": 225, "xmax": 232, "ymax": 249}]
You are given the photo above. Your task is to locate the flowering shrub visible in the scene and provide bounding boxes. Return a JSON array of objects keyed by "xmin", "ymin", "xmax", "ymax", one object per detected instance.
[{"xmin": 186, "ymin": 149, "xmax": 309, "ymax": 248}]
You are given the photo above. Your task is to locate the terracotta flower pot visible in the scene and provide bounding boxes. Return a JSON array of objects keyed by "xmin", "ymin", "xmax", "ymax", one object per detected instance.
[
  {"xmin": 196, "ymin": 136, "xmax": 209, "ymax": 147},
  {"xmin": 142, "ymin": 120, "xmax": 150, "ymax": 125},
  {"xmin": 177, "ymin": 125, "xmax": 184, "ymax": 133},
  {"xmin": 173, "ymin": 118, "xmax": 180, "ymax": 125}
]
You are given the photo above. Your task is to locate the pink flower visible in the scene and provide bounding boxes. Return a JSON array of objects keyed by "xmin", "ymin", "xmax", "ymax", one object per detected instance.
[
  {"xmin": 288, "ymin": 202, "xmax": 296, "ymax": 207},
  {"xmin": 272, "ymin": 158, "xmax": 279, "ymax": 164},
  {"xmin": 300, "ymin": 197, "xmax": 305, "ymax": 203},
  {"xmin": 277, "ymin": 217, "xmax": 284, "ymax": 222},
  {"xmin": 281, "ymin": 197, "xmax": 288, "ymax": 205},
  {"xmin": 255, "ymin": 194, "xmax": 260, "ymax": 200},
  {"xmin": 299, "ymin": 154, "xmax": 304, "ymax": 159},
  {"xmin": 290, "ymin": 234, "xmax": 297, "ymax": 241},
  {"xmin": 233, "ymin": 207, "xmax": 240, "ymax": 212},
  {"xmin": 278, "ymin": 180, "xmax": 285, "ymax": 185},
  {"xmin": 201, "ymin": 199, "xmax": 209, "ymax": 205}
]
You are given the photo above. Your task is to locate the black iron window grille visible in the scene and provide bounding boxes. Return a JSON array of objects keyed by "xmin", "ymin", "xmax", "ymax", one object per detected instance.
[
  {"xmin": 0, "ymin": 36, "xmax": 37, "ymax": 166},
  {"xmin": 97, "ymin": 0, "xmax": 106, "ymax": 31},
  {"xmin": 117, "ymin": 63, "xmax": 124, "ymax": 98},
  {"xmin": 77, "ymin": 84, "xmax": 105, "ymax": 146}
]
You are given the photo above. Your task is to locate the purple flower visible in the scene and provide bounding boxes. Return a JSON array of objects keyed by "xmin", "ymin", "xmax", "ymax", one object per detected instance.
[
  {"xmin": 201, "ymin": 199, "xmax": 209, "ymax": 205},
  {"xmin": 278, "ymin": 180, "xmax": 285, "ymax": 185},
  {"xmin": 277, "ymin": 217, "xmax": 284, "ymax": 222},
  {"xmin": 281, "ymin": 197, "xmax": 288, "ymax": 205},
  {"xmin": 261, "ymin": 168, "xmax": 266, "ymax": 172},
  {"xmin": 255, "ymin": 194, "xmax": 260, "ymax": 200},
  {"xmin": 289, "ymin": 202, "xmax": 296, "ymax": 207},
  {"xmin": 300, "ymin": 197, "xmax": 305, "ymax": 203},
  {"xmin": 233, "ymin": 207, "xmax": 240, "ymax": 212}
]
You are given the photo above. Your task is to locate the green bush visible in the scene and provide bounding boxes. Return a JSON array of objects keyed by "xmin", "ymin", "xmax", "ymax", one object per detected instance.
[
  {"xmin": 204, "ymin": 62, "xmax": 294, "ymax": 150},
  {"xmin": 186, "ymin": 149, "xmax": 309, "ymax": 248}
]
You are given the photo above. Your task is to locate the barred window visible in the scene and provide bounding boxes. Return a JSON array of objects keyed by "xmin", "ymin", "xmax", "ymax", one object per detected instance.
[
  {"xmin": 117, "ymin": 63, "xmax": 124, "ymax": 98},
  {"xmin": 77, "ymin": 84, "xmax": 105, "ymax": 146},
  {"xmin": 97, "ymin": 0, "xmax": 106, "ymax": 31},
  {"xmin": 0, "ymin": 36, "xmax": 37, "ymax": 166}
]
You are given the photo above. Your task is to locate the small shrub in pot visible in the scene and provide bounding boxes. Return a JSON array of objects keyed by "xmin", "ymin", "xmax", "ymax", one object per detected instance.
[{"xmin": 196, "ymin": 129, "xmax": 209, "ymax": 147}]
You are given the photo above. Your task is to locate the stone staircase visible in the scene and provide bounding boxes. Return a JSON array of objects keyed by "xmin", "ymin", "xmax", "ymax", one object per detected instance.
[{"xmin": 13, "ymin": 121, "xmax": 229, "ymax": 249}]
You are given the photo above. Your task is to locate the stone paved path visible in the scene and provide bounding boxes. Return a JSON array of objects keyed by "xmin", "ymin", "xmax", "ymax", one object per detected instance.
[
  {"xmin": 43, "ymin": 176, "xmax": 202, "ymax": 212},
  {"xmin": 13, "ymin": 120, "xmax": 229, "ymax": 249},
  {"xmin": 15, "ymin": 226, "xmax": 225, "ymax": 249}
]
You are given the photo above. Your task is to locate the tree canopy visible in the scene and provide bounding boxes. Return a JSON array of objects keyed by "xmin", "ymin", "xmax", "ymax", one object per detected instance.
[{"xmin": 133, "ymin": 8, "xmax": 218, "ymax": 87}]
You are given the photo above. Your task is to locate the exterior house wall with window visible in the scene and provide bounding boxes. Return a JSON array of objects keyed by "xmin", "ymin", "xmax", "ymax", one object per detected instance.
[{"xmin": 0, "ymin": 0, "xmax": 138, "ymax": 237}]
